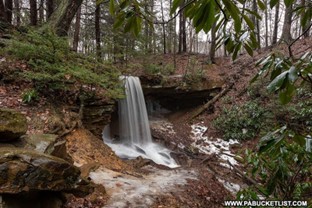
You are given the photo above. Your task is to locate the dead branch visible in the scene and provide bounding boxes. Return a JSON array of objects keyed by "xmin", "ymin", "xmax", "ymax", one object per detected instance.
[{"xmin": 188, "ymin": 82, "xmax": 234, "ymax": 120}]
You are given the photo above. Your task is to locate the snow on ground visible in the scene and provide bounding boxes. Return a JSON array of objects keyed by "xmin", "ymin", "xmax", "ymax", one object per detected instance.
[
  {"xmin": 90, "ymin": 166, "xmax": 197, "ymax": 208},
  {"xmin": 191, "ymin": 123, "xmax": 239, "ymax": 166},
  {"xmin": 190, "ymin": 123, "xmax": 241, "ymax": 194}
]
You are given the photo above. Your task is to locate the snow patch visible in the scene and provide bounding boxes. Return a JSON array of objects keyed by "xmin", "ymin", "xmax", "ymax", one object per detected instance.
[
  {"xmin": 217, "ymin": 178, "xmax": 241, "ymax": 194},
  {"xmin": 190, "ymin": 124, "xmax": 239, "ymax": 165}
]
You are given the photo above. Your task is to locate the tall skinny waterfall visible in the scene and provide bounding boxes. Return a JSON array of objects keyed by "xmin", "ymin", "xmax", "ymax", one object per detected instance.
[
  {"xmin": 103, "ymin": 76, "xmax": 178, "ymax": 168},
  {"xmin": 118, "ymin": 76, "xmax": 152, "ymax": 145}
]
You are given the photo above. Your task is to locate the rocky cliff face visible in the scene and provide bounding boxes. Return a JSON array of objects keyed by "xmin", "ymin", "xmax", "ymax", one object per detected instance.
[
  {"xmin": 82, "ymin": 98, "xmax": 115, "ymax": 138},
  {"xmin": 141, "ymin": 75, "xmax": 224, "ymax": 110}
]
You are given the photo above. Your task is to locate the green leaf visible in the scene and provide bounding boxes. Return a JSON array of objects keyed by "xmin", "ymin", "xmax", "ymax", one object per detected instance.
[
  {"xmin": 109, "ymin": 0, "xmax": 115, "ymax": 14},
  {"xmin": 269, "ymin": 0, "xmax": 279, "ymax": 8},
  {"xmin": 124, "ymin": 16, "xmax": 135, "ymax": 33},
  {"xmin": 284, "ymin": 0, "xmax": 294, "ymax": 7},
  {"xmin": 244, "ymin": 43, "xmax": 253, "ymax": 56},
  {"xmin": 270, "ymin": 66, "xmax": 282, "ymax": 80},
  {"xmin": 113, "ymin": 15, "xmax": 125, "ymax": 29},
  {"xmin": 203, "ymin": 1, "xmax": 216, "ymax": 33},
  {"xmin": 288, "ymin": 66, "xmax": 298, "ymax": 82},
  {"xmin": 257, "ymin": 0, "xmax": 267, "ymax": 10},
  {"xmin": 244, "ymin": 8, "xmax": 262, "ymax": 19},
  {"xmin": 242, "ymin": 14, "xmax": 255, "ymax": 30},
  {"xmin": 279, "ymin": 82, "xmax": 295, "ymax": 104},
  {"xmin": 267, "ymin": 71, "xmax": 288, "ymax": 92},
  {"xmin": 232, "ymin": 42, "xmax": 242, "ymax": 60},
  {"xmin": 293, "ymin": 134, "xmax": 306, "ymax": 146},
  {"xmin": 223, "ymin": 0, "xmax": 241, "ymax": 32},
  {"xmin": 301, "ymin": 7, "xmax": 312, "ymax": 28},
  {"xmin": 171, "ymin": 0, "xmax": 183, "ymax": 15}
]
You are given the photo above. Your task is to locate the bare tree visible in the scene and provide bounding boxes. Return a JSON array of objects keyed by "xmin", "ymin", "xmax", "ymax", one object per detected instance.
[
  {"xmin": 72, "ymin": 5, "xmax": 81, "ymax": 52},
  {"xmin": 272, "ymin": 2, "xmax": 280, "ymax": 44},
  {"xmin": 209, "ymin": 22, "xmax": 216, "ymax": 63},
  {"xmin": 46, "ymin": 0, "xmax": 54, "ymax": 19},
  {"xmin": 280, "ymin": 4, "xmax": 293, "ymax": 43},
  {"xmin": 14, "ymin": 0, "xmax": 20, "ymax": 26},
  {"xmin": 29, "ymin": 0, "xmax": 37, "ymax": 25},
  {"xmin": 0, "ymin": 1, "xmax": 7, "ymax": 23},
  {"xmin": 5, "ymin": 0, "xmax": 12, "ymax": 24},
  {"xmin": 95, "ymin": 3, "xmax": 101, "ymax": 58},
  {"xmin": 160, "ymin": 0, "xmax": 166, "ymax": 54}
]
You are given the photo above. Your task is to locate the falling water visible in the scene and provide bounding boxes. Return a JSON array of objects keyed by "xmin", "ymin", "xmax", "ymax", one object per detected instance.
[{"xmin": 103, "ymin": 76, "xmax": 178, "ymax": 168}]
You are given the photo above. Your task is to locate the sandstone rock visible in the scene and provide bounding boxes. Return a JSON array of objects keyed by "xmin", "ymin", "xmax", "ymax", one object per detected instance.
[
  {"xmin": 20, "ymin": 134, "xmax": 58, "ymax": 153},
  {"xmin": 82, "ymin": 98, "xmax": 115, "ymax": 138},
  {"xmin": 0, "ymin": 108, "xmax": 27, "ymax": 142},
  {"xmin": 0, "ymin": 147, "xmax": 91, "ymax": 196}
]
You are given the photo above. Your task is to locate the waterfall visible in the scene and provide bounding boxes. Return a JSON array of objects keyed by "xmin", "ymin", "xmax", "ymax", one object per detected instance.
[
  {"xmin": 118, "ymin": 76, "xmax": 152, "ymax": 145},
  {"xmin": 103, "ymin": 76, "xmax": 178, "ymax": 168}
]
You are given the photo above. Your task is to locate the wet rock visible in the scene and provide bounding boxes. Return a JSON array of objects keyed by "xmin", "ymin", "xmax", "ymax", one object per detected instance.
[
  {"xmin": 0, "ymin": 108, "xmax": 27, "ymax": 142},
  {"xmin": 0, "ymin": 147, "xmax": 92, "ymax": 196}
]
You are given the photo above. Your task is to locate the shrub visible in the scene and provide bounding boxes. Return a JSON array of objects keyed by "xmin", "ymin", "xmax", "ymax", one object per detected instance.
[
  {"xmin": 2, "ymin": 30, "xmax": 123, "ymax": 100},
  {"xmin": 213, "ymin": 101, "xmax": 268, "ymax": 141},
  {"xmin": 22, "ymin": 89, "xmax": 39, "ymax": 104}
]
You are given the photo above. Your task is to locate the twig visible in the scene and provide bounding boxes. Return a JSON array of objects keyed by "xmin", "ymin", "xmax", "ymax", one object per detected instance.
[
  {"xmin": 288, "ymin": 22, "xmax": 312, "ymax": 58},
  {"xmin": 153, "ymin": 0, "xmax": 196, "ymax": 25},
  {"xmin": 227, "ymin": 160, "xmax": 267, "ymax": 196}
]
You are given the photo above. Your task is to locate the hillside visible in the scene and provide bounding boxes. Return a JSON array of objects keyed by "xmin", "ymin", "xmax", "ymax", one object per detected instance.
[{"xmin": 0, "ymin": 32, "xmax": 311, "ymax": 207}]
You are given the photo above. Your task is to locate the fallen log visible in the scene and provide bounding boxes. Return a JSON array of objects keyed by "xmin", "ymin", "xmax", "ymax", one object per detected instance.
[{"xmin": 188, "ymin": 82, "xmax": 234, "ymax": 121}]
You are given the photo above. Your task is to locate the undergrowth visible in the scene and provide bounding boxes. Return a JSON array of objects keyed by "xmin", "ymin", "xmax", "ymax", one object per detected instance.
[
  {"xmin": 0, "ymin": 30, "xmax": 123, "ymax": 100},
  {"xmin": 213, "ymin": 101, "xmax": 268, "ymax": 141},
  {"xmin": 214, "ymin": 81, "xmax": 312, "ymax": 141}
]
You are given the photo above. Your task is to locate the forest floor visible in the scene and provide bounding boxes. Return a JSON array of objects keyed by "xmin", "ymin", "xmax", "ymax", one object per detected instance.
[{"xmin": 0, "ymin": 37, "xmax": 311, "ymax": 207}]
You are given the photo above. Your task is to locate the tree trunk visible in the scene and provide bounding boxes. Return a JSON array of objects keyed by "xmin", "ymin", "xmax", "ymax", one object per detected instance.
[
  {"xmin": 72, "ymin": 5, "xmax": 81, "ymax": 52},
  {"xmin": 301, "ymin": 0, "xmax": 310, "ymax": 37},
  {"xmin": 209, "ymin": 22, "xmax": 216, "ymax": 63},
  {"xmin": 280, "ymin": 4, "xmax": 293, "ymax": 43},
  {"xmin": 252, "ymin": 0, "xmax": 261, "ymax": 48},
  {"xmin": 14, "ymin": 0, "xmax": 20, "ymax": 26},
  {"xmin": 29, "ymin": 0, "xmax": 37, "ymax": 26},
  {"xmin": 168, "ymin": 0, "xmax": 173, "ymax": 53},
  {"xmin": 39, "ymin": 0, "xmax": 44, "ymax": 24},
  {"xmin": 0, "ymin": 0, "xmax": 7, "ymax": 24},
  {"xmin": 5, "ymin": 0, "xmax": 12, "ymax": 24},
  {"xmin": 272, "ymin": 2, "xmax": 279, "ymax": 44},
  {"xmin": 178, "ymin": 11, "xmax": 183, "ymax": 53},
  {"xmin": 95, "ymin": 3, "xmax": 101, "ymax": 59},
  {"xmin": 182, "ymin": 14, "xmax": 187, "ymax": 52},
  {"xmin": 160, "ymin": 0, "xmax": 166, "ymax": 54},
  {"xmin": 47, "ymin": 0, "xmax": 83, "ymax": 36},
  {"xmin": 46, "ymin": 0, "xmax": 54, "ymax": 19},
  {"xmin": 264, "ymin": 0, "xmax": 268, "ymax": 47}
]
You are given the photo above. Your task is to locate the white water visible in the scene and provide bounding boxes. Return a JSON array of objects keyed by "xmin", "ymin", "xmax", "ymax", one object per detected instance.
[
  {"xmin": 90, "ymin": 166, "xmax": 196, "ymax": 207},
  {"xmin": 103, "ymin": 76, "xmax": 178, "ymax": 168}
]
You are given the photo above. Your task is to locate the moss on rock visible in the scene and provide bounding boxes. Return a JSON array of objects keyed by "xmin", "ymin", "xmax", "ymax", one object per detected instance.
[{"xmin": 0, "ymin": 108, "xmax": 27, "ymax": 142}]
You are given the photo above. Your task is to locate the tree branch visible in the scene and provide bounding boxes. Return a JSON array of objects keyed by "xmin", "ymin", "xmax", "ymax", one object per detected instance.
[
  {"xmin": 153, "ymin": 0, "xmax": 196, "ymax": 25},
  {"xmin": 288, "ymin": 22, "xmax": 312, "ymax": 58}
]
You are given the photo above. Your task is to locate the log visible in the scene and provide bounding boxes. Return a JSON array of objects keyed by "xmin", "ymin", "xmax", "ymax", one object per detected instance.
[{"xmin": 188, "ymin": 82, "xmax": 234, "ymax": 120}]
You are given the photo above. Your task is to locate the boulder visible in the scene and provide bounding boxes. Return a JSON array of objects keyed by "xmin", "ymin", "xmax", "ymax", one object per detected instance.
[
  {"xmin": 0, "ymin": 108, "xmax": 27, "ymax": 142},
  {"xmin": 0, "ymin": 133, "xmax": 58, "ymax": 152},
  {"xmin": 0, "ymin": 147, "xmax": 92, "ymax": 196}
]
